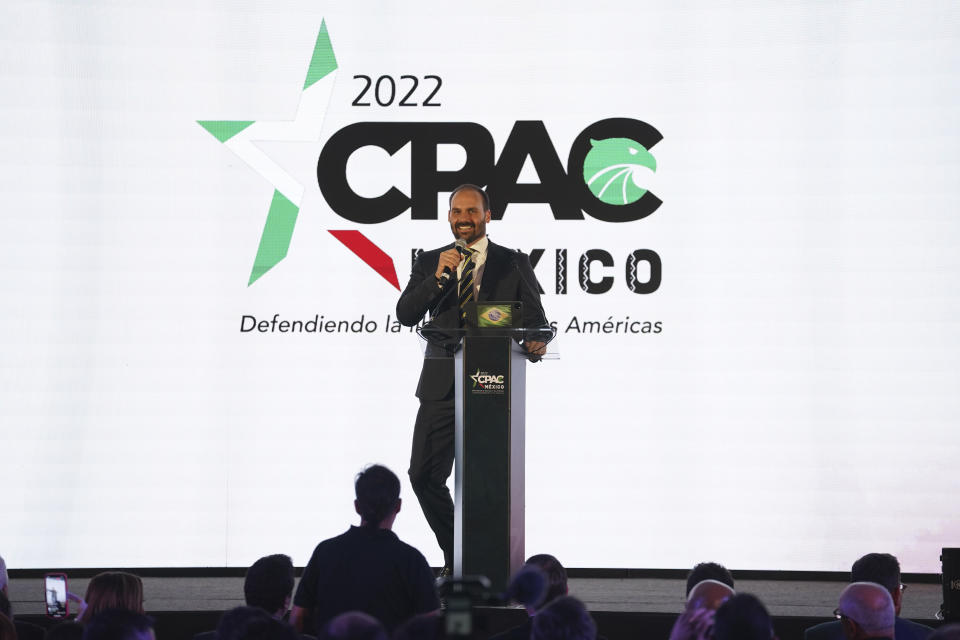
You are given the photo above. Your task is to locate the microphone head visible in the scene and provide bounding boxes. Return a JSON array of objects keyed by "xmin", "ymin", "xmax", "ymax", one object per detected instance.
[
  {"xmin": 503, "ymin": 564, "xmax": 548, "ymax": 608},
  {"xmin": 454, "ymin": 239, "xmax": 468, "ymax": 253}
]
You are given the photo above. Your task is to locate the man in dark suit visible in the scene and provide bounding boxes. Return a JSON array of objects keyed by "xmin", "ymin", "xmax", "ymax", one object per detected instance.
[
  {"xmin": 805, "ymin": 553, "xmax": 934, "ymax": 640},
  {"xmin": 396, "ymin": 184, "xmax": 549, "ymax": 574}
]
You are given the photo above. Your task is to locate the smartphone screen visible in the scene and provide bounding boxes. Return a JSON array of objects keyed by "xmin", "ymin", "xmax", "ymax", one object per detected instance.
[{"xmin": 44, "ymin": 573, "xmax": 68, "ymax": 618}]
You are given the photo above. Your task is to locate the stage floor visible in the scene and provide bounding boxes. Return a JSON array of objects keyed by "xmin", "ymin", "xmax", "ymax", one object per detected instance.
[{"xmin": 6, "ymin": 575, "xmax": 943, "ymax": 620}]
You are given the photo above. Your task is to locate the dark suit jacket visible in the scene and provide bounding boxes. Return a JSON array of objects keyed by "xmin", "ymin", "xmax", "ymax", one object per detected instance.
[
  {"xmin": 804, "ymin": 616, "xmax": 934, "ymax": 640},
  {"xmin": 396, "ymin": 240, "xmax": 548, "ymax": 400}
]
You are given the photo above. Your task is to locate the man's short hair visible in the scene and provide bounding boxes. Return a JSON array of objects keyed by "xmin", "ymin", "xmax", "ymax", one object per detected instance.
[
  {"xmin": 526, "ymin": 554, "xmax": 568, "ymax": 606},
  {"xmin": 0, "ymin": 554, "xmax": 7, "ymax": 592},
  {"xmin": 355, "ymin": 465, "xmax": 401, "ymax": 526},
  {"xmin": 851, "ymin": 553, "xmax": 900, "ymax": 595},
  {"xmin": 448, "ymin": 184, "xmax": 490, "ymax": 212},
  {"xmin": 712, "ymin": 593, "xmax": 773, "ymax": 640},
  {"xmin": 531, "ymin": 596, "xmax": 597, "ymax": 640},
  {"xmin": 244, "ymin": 554, "xmax": 294, "ymax": 614},
  {"xmin": 686, "ymin": 562, "xmax": 735, "ymax": 596},
  {"xmin": 81, "ymin": 608, "xmax": 154, "ymax": 640}
]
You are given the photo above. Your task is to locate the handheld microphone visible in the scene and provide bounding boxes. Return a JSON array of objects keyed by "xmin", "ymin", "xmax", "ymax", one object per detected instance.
[{"xmin": 438, "ymin": 239, "xmax": 470, "ymax": 285}]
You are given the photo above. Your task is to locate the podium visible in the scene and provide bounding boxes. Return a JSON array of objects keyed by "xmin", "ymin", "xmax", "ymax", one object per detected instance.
[{"xmin": 419, "ymin": 303, "xmax": 556, "ymax": 590}]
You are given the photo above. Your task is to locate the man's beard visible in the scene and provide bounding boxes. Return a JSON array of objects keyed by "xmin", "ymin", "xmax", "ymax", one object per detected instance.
[{"xmin": 450, "ymin": 222, "xmax": 483, "ymax": 244}]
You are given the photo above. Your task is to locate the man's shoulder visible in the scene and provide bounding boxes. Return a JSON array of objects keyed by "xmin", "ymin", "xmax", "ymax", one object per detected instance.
[
  {"xmin": 804, "ymin": 619, "xmax": 843, "ymax": 640},
  {"xmin": 307, "ymin": 528, "xmax": 355, "ymax": 556},
  {"xmin": 393, "ymin": 534, "xmax": 430, "ymax": 559},
  {"xmin": 487, "ymin": 240, "xmax": 524, "ymax": 259},
  {"xmin": 895, "ymin": 616, "xmax": 935, "ymax": 639}
]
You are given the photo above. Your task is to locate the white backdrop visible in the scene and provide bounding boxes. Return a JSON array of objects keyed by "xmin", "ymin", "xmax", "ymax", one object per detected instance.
[{"xmin": 1, "ymin": 0, "xmax": 958, "ymax": 573}]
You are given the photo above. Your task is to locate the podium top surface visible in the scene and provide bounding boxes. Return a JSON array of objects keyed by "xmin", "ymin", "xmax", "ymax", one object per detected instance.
[{"xmin": 416, "ymin": 325, "xmax": 560, "ymax": 360}]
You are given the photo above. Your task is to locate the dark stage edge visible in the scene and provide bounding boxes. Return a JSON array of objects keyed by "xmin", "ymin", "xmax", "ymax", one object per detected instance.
[{"xmin": 7, "ymin": 575, "xmax": 947, "ymax": 640}]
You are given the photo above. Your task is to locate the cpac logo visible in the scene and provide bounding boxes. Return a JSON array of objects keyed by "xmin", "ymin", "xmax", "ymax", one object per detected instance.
[
  {"xmin": 318, "ymin": 119, "xmax": 662, "ymax": 224},
  {"xmin": 198, "ymin": 20, "xmax": 662, "ymax": 289},
  {"xmin": 470, "ymin": 369, "xmax": 505, "ymax": 389}
]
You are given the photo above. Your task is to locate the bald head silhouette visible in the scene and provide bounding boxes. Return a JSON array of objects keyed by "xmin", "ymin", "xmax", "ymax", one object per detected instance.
[{"xmin": 837, "ymin": 582, "xmax": 895, "ymax": 639}]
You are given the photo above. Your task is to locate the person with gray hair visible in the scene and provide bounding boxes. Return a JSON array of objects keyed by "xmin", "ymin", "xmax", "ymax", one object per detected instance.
[
  {"xmin": 0, "ymin": 554, "xmax": 7, "ymax": 596},
  {"xmin": 835, "ymin": 582, "xmax": 895, "ymax": 639},
  {"xmin": 805, "ymin": 553, "xmax": 933, "ymax": 640}
]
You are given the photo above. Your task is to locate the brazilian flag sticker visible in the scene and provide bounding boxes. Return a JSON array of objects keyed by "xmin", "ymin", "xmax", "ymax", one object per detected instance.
[{"xmin": 477, "ymin": 304, "xmax": 513, "ymax": 328}]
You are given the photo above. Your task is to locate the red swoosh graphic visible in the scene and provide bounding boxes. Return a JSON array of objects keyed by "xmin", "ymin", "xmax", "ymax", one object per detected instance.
[{"xmin": 328, "ymin": 230, "xmax": 400, "ymax": 290}]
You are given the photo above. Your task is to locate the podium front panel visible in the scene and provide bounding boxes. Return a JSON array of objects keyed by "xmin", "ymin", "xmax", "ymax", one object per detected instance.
[{"xmin": 453, "ymin": 336, "xmax": 526, "ymax": 590}]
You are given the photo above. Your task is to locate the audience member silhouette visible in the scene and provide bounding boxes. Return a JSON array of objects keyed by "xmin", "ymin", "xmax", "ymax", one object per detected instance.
[
  {"xmin": 930, "ymin": 624, "xmax": 960, "ymax": 640},
  {"xmin": 80, "ymin": 609, "xmax": 154, "ymax": 640},
  {"xmin": 1, "ymin": 581, "xmax": 46, "ymax": 640},
  {"xmin": 834, "ymin": 582, "xmax": 895, "ymax": 640},
  {"xmin": 290, "ymin": 465, "xmax": 439, "ymax": 635},
  {"xmin": 320, "ymin": 612, "xmax": 388, "ymax": 640},
  {"xmin": 0, "ymin": 613, "xmax": 15, "ymax": 640},
  {"xmin": 686, "ymin": 562, "xmax": 735, "ymax": 597},
  {"xmin": 490, "ymin": 554, "xmax": 570, "ymax": 640},
  {"xmin": 78, "ymin": 572, "xmax": 145, "ymax": 624},
  {"xmin": 530, "ymin": 596, "xmax": 597, "ymax": 640},
  {"xmin": 670, "ymin": 579, "xmax": 737, "ymax": 640},
  {"xmin": 245, "ymin": 554, "xmax": 296, "ymax": 619},
  {"xmin": 805, "ymin": 553, "xmax": 933, "ymax": 640},
  {"xmin": 391, "ymin": 612, "xmax": 444, "ymax": 640},
  {"xmin": 0, "ymin": 555, "xmax": 7, "ymax": 596},
  {"xmin": 195, "ymin": 554, "xmax": 306, "ymax": 640},
  {"xmin": 713, "ymin": 593, "xmax": 776, "ymax": 640},
  {"xmin": 217, "ymin": 606, "xmax": 299, "ymax": 640},
  {"xmin": 45, "ymin": 621, "xmax": 86, "ymax": 640}
]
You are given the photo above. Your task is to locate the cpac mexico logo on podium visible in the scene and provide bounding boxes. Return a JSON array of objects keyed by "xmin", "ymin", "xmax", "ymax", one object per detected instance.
[{"xmin": 469, "ymin": 369, "xmax": 506, "ymax": 395}]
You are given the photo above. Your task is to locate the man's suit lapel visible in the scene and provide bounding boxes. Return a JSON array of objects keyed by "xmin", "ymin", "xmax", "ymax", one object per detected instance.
[
  {"xmin": 477, "ymin": 241, "xmax": 511, "ymax": 302},
  {"xmin": 431, "ymin": 243, "xmax": 459, "ymax": 318}
]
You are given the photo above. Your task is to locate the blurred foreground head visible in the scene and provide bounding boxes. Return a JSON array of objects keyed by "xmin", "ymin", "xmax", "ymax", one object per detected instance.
[
  {"xmin": 687, "ymin": 579, "xmax": 735, "ymax": 611},
  {"xmin": 80, "ymin": 573, "xmax": 144, "ymax": 623},
  {"xmin": 321, "ymin": 611, "xmax": 387, "ymax": 640},
  {"xmin": 531, "ymin": 596, "xmax": 597, "ymax": 640},
  {"xmin": 217, "ymin": 606, "xmax": 297, "ymax": 640},
  {"xmin": 0, "ymin": 613, "xmax": 15, "ymax": 640},
  {"xmin": 713, "ymin": 593, "xmax": 775, "ymax": 640},
  {"xmin": 392, "ymin": 612, "xmax": 444, "ymax": 640},
  {"xmin": 836, "ymin": 582, "xmax": 895, "ymax": 640},
  {"xmin": 81, "ymin": 609, "xmax": 154, "ymax": 640},
  {"xmin": 686, "ymin": 562, "xmax": 734, "ymax": 596},
  {"xmin": 525, "ymin": 554, "xmax": 569, "ymax": 611},
  {"xmin": 930, "ymin": 624, "xmax": 960, "ymax": 640}
]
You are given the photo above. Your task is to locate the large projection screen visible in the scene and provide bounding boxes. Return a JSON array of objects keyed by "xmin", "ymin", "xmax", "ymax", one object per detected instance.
[{"xmin": 1, "ymin": 0, "xmax": 958, "ymax": 573}]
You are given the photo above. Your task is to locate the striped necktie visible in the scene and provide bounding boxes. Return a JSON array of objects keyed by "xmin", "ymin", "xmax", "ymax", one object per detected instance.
[{"xmin": 458, "ymin": 247, "xmax": 477, "ymax": 322}]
